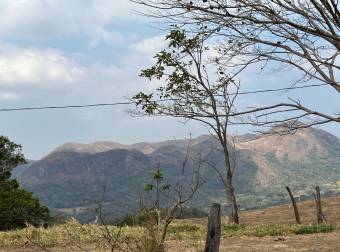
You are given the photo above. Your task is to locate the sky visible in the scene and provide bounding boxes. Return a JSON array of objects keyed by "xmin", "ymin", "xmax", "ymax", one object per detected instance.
[{"xmin": 0, "ymin": 0, "xmax": 339, "ymax": 160}]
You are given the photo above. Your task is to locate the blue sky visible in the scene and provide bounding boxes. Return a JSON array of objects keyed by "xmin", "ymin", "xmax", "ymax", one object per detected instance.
[{"xmin": 0, "ymin": 0, "xmax": 339, "ymax": 160}]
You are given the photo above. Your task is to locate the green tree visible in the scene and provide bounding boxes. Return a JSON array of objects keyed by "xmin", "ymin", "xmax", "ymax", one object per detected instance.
[
  {"xmin": 134, "ymin": 29, "xmax": 241, "ymax": 223},
  {"xmin": 0, "ymin": 136, "xmax": 50, "ymax": 230}
]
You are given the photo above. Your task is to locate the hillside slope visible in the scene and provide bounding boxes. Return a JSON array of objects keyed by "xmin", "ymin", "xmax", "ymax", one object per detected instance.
[{"xmin": 16, "ymin": 127, "xmax": 340, "ymax": 222}]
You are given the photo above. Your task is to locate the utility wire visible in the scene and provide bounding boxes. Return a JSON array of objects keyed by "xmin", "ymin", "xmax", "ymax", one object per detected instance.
[
  {"xmin": 236, "ymin": 83, "xmax": 326, "ymax": 95},
  {"xmin": 0, "ymin": 102, "xmax": 134, "ymax": 112},
  {"xmin": 0, "ymin": 83, "xmax": 327, "ymax": 112}
]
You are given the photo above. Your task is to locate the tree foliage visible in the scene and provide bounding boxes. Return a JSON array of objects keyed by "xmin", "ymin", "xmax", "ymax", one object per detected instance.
[
  {"xmin": 0, "ymin": 136, "xmax": 25, "ymax": 180},
  {"xmin": 133, "ymin": 0, "xmax": 340, "ymax": 132},
  {"xmin": 0, "ymin": 136, "xmax": 50, "ymax": 230}
]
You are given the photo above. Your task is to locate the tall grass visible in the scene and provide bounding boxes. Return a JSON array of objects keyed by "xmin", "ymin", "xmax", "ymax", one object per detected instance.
[{"xmin": 0, "ymin": 219, "xmax": 337, "ymax": 250}]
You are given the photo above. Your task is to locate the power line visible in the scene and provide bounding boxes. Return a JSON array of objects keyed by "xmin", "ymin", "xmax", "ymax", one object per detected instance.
[
  {"xmin": 236, "ymin": 83, "xmax": 326, "ymax": 95},
  {"xmin": 0, "ymin": 102, "xmax": 135, "ymax": 112},
  {"xmin": 0, "ymin": 83, "xmax": 327, "ymax": 112}
]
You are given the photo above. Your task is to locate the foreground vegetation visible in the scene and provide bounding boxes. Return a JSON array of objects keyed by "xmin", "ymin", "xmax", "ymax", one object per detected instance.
[
  {"xmin": 0, "ymin": 136, "xmax": 50, "ymax": 231},
  {"xmin": 1, "ymin": 196, "xmax": 340, "ymax": 251},
  {"xmin": 0, "ymin": 218, "xmax": 336, "ymax": 251}
]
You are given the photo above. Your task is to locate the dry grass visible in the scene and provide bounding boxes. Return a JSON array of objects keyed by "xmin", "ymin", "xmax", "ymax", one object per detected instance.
[
  {"xmin": 0, "ymin": 219, "xmax": 143, "ymax": 251},
  {"xmin": 168, "ymin": 233, "xmax": 340, "ymax": 252},
  {"xmin": 240, "ymin": 195, "xmax": 340, "ymax": 225},
  {"xmin": 1, "ymin": 196, "xmax": 340, "ymax": 251}
]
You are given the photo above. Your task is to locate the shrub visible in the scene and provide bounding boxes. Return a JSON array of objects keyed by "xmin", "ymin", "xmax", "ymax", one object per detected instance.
[
  {"xmin": 0, "ymin": 136, "xmax": 50, "ymax": 230},
  {"xmin": 294, "ymin": 225, "xmax": 335, "ymax": 235},
  {"xmin": 119, "ymin": 210, "xmax": 158, "ymax": 226}
]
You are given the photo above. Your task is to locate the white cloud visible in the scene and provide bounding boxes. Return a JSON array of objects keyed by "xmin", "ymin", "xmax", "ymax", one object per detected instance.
[
  {"xmin": 88, "ymin": 27, "xmax": 125, "ymax": 48},
  {"xmin": 0, "ymin": 0, "xmax": 143, "ymax": 46},
  {"xmin": 0, "ymin": 34, "xmax": 164, "ymax": 95},
  {"xmin": 0, "ymin": 46, "xmax": 86, "ymax": 87},
  {"xmin": 128, "ymin": 35, "xmax": 166, "ymax": 56}
]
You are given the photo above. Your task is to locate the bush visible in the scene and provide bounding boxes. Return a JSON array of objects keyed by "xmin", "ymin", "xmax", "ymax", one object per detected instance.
[
  {"xmin": 119, "ymin": 210, "xmax": 158, "ymax": 227},
  {"xmin": 167, "ymin": 223, "xmax": 200, "ymax": 233},
  {"xmin": 294, "ymin": 225, "xmax": 335, "ymax": 235},
  {"xmin": 223, "ymin": 224, "xmax": 243, "ymax": 232},
  {"xmin": 0, "ymin": 179, "xmax": 50, "ymax": 230},
  {"xmin": 0, "ymin": 136, "xmax": 51, "ymax": 230}
]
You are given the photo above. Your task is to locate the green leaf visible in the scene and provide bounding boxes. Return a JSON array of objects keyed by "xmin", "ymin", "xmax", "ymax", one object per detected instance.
[
  {"xmin": 152, "ymin": 169, "xmax": 164, "ymax": 181},
  {"xmin": 144, "ymin": 183, "xmax": 154, "ymax": 192}
]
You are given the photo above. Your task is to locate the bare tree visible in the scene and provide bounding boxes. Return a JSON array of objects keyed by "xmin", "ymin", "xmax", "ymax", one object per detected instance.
[
  {"xmin": 133, "ymin": 29, "xmax": 242, "ymax": 223},
  {"xmin": 94, "ymin": 186, "xmax": 125, "ymax": 252},
  {"xmin": 159, "ymin": 164, "xmax": 203, "ymax": 243},
  {"xmin": 141, "ymin": 139, "xmax": 204, "ymax": 244},
  {"xmin": 132, "ymin": 0, "xmax": 340, "ymax": 131}
]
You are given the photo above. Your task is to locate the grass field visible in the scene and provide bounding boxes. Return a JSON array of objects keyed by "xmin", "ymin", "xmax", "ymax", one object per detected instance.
[{"xmin": 2, "ymin": 196, "xmax": 340, "ymax": 251}]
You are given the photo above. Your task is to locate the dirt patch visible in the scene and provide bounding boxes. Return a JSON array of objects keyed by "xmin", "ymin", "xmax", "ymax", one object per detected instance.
[
  {"xmin": 240, "ymin": 196, "xmax": 340, "ymax": 225},
  {"xmin": 219, "ymin": 233, "xmax": 340, "ymax": 252},
  {"xmin": 167, "ymin": 233, "xmax": 340, "ymax": 251}
]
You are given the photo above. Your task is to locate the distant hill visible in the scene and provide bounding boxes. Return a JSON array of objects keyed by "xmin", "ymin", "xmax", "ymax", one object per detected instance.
[
  {"xmin": 15, "ymin": 127, "xmax": 340, "ymax": 222},
  {"xmin": 11, "ymin": 160, "xmax": 36, "ymax": 179}
]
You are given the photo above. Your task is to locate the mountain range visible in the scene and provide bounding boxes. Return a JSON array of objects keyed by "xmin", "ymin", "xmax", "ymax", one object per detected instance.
[{"xmin": 14, "ymin": 126, "xmax": 340, "ymax": 222}]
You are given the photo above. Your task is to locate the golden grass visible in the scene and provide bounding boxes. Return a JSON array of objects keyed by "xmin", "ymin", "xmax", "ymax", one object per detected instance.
[
  {"xmin": 1, "ymin": 196, "xmax": 340, "ymax": 251},
  {"xmin": 0, "ymin": 219, "xmax": 337, "ymax": 251}
]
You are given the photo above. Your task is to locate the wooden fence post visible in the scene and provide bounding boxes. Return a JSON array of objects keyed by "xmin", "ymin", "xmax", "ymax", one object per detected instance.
[
  {"xmin": 204, "ymin": 203, "xmax": 221, "ymax": 252},
  {"xmin": 285, "ymin": 186, "xmax": 301, "ymax": 224},
  {"xmin": 313, "ymin": 186, "xmax": 326, "ymax": 224}
]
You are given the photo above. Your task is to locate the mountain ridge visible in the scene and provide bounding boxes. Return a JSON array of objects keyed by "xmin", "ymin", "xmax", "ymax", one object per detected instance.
[{"xmin": 15, "ymin": 127, "xmax": 340, "ymax": 222}]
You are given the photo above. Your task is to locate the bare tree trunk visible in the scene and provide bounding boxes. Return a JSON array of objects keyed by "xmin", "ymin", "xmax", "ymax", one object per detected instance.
[
  {"xmin": 285, "ymin": 186, "xmax": 301, "ymax": 224},
  {"xmin": 156, "ymin": 208, "xmax": 161, "ymax": 225},
  {"xmin": 156, "ymin": 180, "xmax": 161, "ymax": 225},
  {"xmin": 226, "ymin": 173, "xmax": 239, "ymax": 224},
  {"xmin": 204, "ymin": 203, "xmax": 221, "ymax": 252},
  {"xmin": 161, "ymin": 205, "xmax": 177, "ymax": 243},
  {"xmin": 161, "ymin": 219, "xmax": 171, "ymax": 244},
  {"xmin": 313, "ymin": 186, "xmax": 326, "ymax": 224}
]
